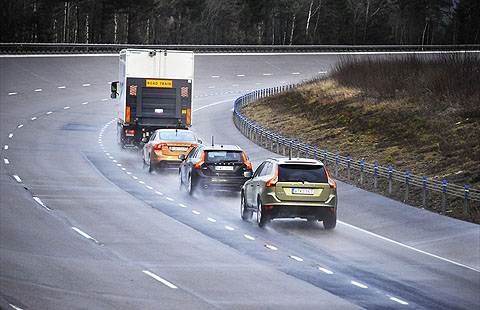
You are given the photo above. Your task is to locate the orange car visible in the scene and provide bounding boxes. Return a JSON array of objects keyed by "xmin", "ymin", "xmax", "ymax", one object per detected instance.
[{"xmin": 142, "ymin": 129, "xmax": 198, "ymax": 172}]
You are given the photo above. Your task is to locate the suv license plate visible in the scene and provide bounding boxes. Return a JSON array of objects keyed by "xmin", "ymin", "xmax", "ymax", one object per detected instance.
[
  {"xmin": 169, "ymin": 147, "xmax": 188, "ymax": 152},
  {"xmin": 292, "ymin": 188, "xmax": 314, "ymax": 195},
  {"xmin": 215, "ymin": 166, "xmax": 234, "ymax": 171}
]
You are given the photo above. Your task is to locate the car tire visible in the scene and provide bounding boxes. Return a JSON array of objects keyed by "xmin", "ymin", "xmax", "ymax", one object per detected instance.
[
  {"xmin": 323, "ymin": 212, "xmax": 337, "ymax": 230},
  {"xmin": 142, "ymin": 150, "xmax": 147, "ymax": 169},
  {"xmin": 256, "ymin": 198, "xmax": 269, "ymax": 227},
  {"xmin": 187, "ymin": 173, "xmax": 196, "ymax": 195},
  {"xmin": 240, "ymin": 192, "xmax": 252, "ymax": 220},
  {"xmin": 178, "ymin": 170, "xmax": 184, "ymax": 191},
  {"xmin": 148, "ymin": 154, "xmax": 154, "ymax": 173}
]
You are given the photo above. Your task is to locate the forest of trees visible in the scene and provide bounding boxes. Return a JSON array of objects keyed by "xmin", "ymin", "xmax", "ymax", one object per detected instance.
[{"xmin": 1, "ymin": 0, "xmax": 479, "ymax": 45}]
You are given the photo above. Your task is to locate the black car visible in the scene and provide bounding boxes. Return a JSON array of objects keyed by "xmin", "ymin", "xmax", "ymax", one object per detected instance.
[{"xmin": 179, "ymin": 144, "xmax": 253, "ymax": 194}]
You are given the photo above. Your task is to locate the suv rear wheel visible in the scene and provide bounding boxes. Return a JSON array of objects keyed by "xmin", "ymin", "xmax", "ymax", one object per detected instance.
[
  {"xmin": 240, "ymin": 192, "xmax": 252, "ymax": 220},
  {"xmin": 323, "ymin": 212, "xmax": 336, "ymax": 230},
  {"xmin": 256, "ymin": 198, "xmax": 269, "ymax": 227}
]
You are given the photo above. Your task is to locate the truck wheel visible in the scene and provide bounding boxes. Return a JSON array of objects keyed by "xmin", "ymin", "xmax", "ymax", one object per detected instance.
[{"xmin": 240, "ymin": 192, "xmax": 252, "ymax": 220}]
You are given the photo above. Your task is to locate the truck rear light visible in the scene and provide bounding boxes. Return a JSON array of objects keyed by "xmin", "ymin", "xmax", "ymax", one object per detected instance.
[
  {"xmin": 195, "ymin": 152, "xmax": 205, "ymax": 168},
  {"xmin": 241, "ymin": 152, "xmax": 252, "ymax": 170},
  {"xmin": 266, "ymin": 166, "xmax": 278, "ymax": 187},
  {"xmin": 126, "ymin": 106, "xmax": 131, "ymax": 122},
  {"xmin": 325, "ymin": 168, "xmax": 337, "ymax": 189},
  {"xmin": 125, "ymin": 129, "xmax": 135, "ymax": 136},
  {"xmin": 186, "ymin": 108, "xmax": 191, "ymax": 125},
  {"xmin": 154, "ymin": 142, "xmax": 167, "ymax": 150}
]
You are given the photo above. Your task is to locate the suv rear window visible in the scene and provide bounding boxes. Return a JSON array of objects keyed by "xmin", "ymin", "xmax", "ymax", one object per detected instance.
[
  {"xmin": 206, "ymin": 151, "xmax": 242, "ymax": 162},
  {"xmin": 278, "ymin": 164, "xmax": 328, "ymax": 183},
  {"xmin": 159, "ymin": 131, "xmax": 196, "ymax": 142}
]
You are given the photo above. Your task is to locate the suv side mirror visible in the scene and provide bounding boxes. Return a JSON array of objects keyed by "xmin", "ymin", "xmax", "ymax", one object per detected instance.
[
  {"xmin": 141, "ymin": 137, "xmax": 148, "ymax": 143},
  {"xmin": 110, "ymin": 81, "xmax": 119, "ymax": 99},
  {"xmin": 198, "ymin": 139, "xmax": 203, "ymax": 144},
  {"xmin": 178, "ymin": 154, "xmax": 186, "ymax": 160}
]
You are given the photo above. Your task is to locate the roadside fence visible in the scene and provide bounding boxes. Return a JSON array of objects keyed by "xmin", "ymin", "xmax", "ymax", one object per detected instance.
[{"xmin": 233, "ymin": 82, "xmax": 480, "ymax": 218}]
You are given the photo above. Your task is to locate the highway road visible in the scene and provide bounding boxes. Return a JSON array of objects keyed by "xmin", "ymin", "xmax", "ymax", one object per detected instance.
[{"xmin": 1, "ymin": 53, "xmax": 479, "ymax": 310}]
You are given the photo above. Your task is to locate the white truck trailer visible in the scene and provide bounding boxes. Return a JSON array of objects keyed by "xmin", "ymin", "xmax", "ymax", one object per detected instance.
[{"xmin": 111, "ymin": 49, "xmax": 194, "ymax": 147}]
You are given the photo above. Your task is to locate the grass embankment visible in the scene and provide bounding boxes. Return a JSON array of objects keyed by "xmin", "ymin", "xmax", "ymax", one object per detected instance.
[{"xmin": 241, "ymin": 54, "xmax": 480, "ymax": 221}]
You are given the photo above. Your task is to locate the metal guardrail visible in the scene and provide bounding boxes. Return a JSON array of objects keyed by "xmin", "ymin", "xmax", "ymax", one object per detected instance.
[
  {"xmin": 1, "ymin": 43, "xmax": 480, "ymax": 54},
  {"xmin": 233, "ymin": 83, "xmax": 480, "ymax": 217}
]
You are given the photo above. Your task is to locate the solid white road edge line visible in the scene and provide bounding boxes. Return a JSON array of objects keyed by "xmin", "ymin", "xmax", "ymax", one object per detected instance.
[
  {"xmin": 193, "ymin": 99, "xmax": 233, "ymax": 112},
  {"xmin": 142, "ymin": 270, "xmax": 178, "ymax": 289},
  {"xmin": 338, "ymin": 220, "xmax": 480, "ymax": 272}
]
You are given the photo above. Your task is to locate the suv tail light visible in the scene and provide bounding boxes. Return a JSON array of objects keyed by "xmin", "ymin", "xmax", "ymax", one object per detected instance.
[
  {"xmin": 325, "ymin": 168, "xmax": 337, "ymax": 189},
  {"xmin": 241, "ymin": 152, "xmax": 252, "ymax": 170},
  {"xmin": 195, "ymin": 152, "xmax": 205, "ymax": 168},
  {"xmin": 154, "ymin": 142, "xmax": 167, "ymax": 150},
  {"xmin": 125, "ymin": 129, "xmax": 135, "ymax": 136},
  {"xmin": 266, "ymin": 165, "xmax": 278, "ymax": 187}
]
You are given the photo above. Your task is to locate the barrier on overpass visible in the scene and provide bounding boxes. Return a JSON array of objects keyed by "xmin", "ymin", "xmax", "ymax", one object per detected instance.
[
  {"xmin": 233, "ymin": 81, "xmax": 480, "ymax": 220},
  {"xmin": 1, "ymin": 43, "xmax": 479, "ymax": 54}
]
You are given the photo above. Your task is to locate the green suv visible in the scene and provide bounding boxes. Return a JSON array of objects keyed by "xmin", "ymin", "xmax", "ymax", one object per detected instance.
[{"xmin": 240, "ymin": 158, "xmax": 337, "ymax": 229}]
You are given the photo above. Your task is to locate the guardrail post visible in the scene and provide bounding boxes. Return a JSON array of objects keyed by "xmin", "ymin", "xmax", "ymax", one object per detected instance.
[
  {"xmin": 374, "ymin": 163, "xmax": 378, "ymax": 189},
  {"xmin": 360, "ymin": 160, "xmax": 364, "ymax": 184},
  {"xmin": 289, "ymin": 138, "xmax": 293, "ymax": 158},
  {"xmin": 405, "ymin": 171, "xmax": 409, "ymax": 202},
  {"xmin": 422, "ymin": 176, "xmax": 427, "ymax": 208},
  {"xmin": 388, "ymin": 167, "xmax": 393, "ymax": 194},
  {"xmin": 313, "ymin": 146, "xmax": 317, "ymax": 160},
  {"xmin": 270, "ymin": 131, "xmax": 274, "ymax": 151},
  {"xmin": 335, "ymin": 152, "xmax": 339, "ymax": 177},
  {"xmin": 347, "ymin": 156, "xmax": 351, "ymax": 180},
  {"xmin": 464, "ymin": 186, "xmax": 469, "ymax": 217},
  {"xmin": 324, "ymin": 150, "xmax": 328, "ymax": 166},
  {"xmin": 276, "ymin": 134, "xmax": 279, "ymax": 153},
  {"xmin": 297, "ymin": 140, "xmax": 301, "ymax": 158},
  {"xmin": 255, "ymin": 125, "xmax": 259, "ymax": 144},
  {"xmin": 283, "ymin": 136, "xmax": 286, "ymax": 155},
  {"xmin": 442, "ymin": 180, "xmax": 447, "ymax": 215},
  {"xmin": 306, "ymin": 144, "xmax": 309, "ymax": 158}
]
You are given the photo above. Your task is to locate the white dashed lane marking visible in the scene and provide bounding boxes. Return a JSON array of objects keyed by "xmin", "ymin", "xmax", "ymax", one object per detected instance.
[
  {"xmin": 82, "ymin": 102, "xmax": 89, "ymax": 105},
  {"xmin": 192, "ymin": 210, "xmax": 200, "ymax": 215},
  {"xmin": 58, "ymin": 86, "xmax": 66, "ymax": 89},
  {"xmin": 262, "ymin": 73, "xmax": 273, "ymax": 76},
  {"xmin": 207, "ymin": 217, "xmax": 217, "ymax": 223},
  {"xmin": 155, "ymin": 191, "xmax": 163, "ymax": 195},
  {"xmin": 46, "ymin": 111, "xmax": 53, "ymax": 115},
  {"xmin": 4, "ymin": 158, "xmax": 9, "ymax": 164},
  {"xmin": 244, "ymin": 234, "xmax": 255, "ymax": 241},
  {"xmin": 166, "ymin": 197, "xmax": 174, "ymax": 201},
  {"xmin": 34, "ymin": 88, "xmax": 42, "ymax": 92},
  {"xmin": 351, "ymin": 281, "xmax": 368, "ymax": 289},
  {"xmin": 8, "ymin": 133, "xmax": 13, "ymax": 138},
  {"xmin": 3, "ymin": 145, "xmax": 8, "ymax": 150},
  {"xmin": 225, "ymin": 226, "xmax": 235, "ymax": 231},
  {"xmin": 33, "ymin": 196, "xmax": 50, "ymax": 211},
  {"xmin": 178, "ymin": 203, "xmax": 187, "ymax": 208},
  {"xmin": 82, "ymin": 83, "xmax": 91, "ymax": 87},
  {"xmin": 64, "ymin": 106, "xmax": 70, "ymax": 110},
  {"xmin": 31, "ymin": 117, "xmax": 37, "ymax": 121},
  {"xmin": 265, "ymin": 244, "xmax": 278, "ymax": 251},
  {"xmin": 71, "ymin": 227, "xmax": 100, "ymax": 244},
  {"xmin": 236, "ymin": 74, "xmax": 245, "ymax": 77},
  {"xmin": 142, "ymin": 270, "xmax": 178, "ymax": 289},
  {"xmin": 389, "ymin": 297, "xmax": 409, "ymax": 305},
  {"xmin": 8, "ymin": 92, "xmax": 18, "ymax": 96},
  {"xmin": 318, "ymin": 267, "xmax": 334, "ymax": 274},
  {"xmin": 17, "ymin": 124, "xmax": 24, "ymax": 128},
  {"xmin": 289, "ymin": 255, "xmax": 304, "ymax": 262}
]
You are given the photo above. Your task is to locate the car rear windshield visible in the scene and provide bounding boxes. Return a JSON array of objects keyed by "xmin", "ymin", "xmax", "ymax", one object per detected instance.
[
  {"xmin": 205, "ymin": 151, "xmax": 242, "ymax": 162},
  {"xmin": 278, "ymin": 164, "xmax": 328, "ymax": 183},
  {"xmin": 159, "ymin": 131, "xmax": 196, "ymax": 142}
]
